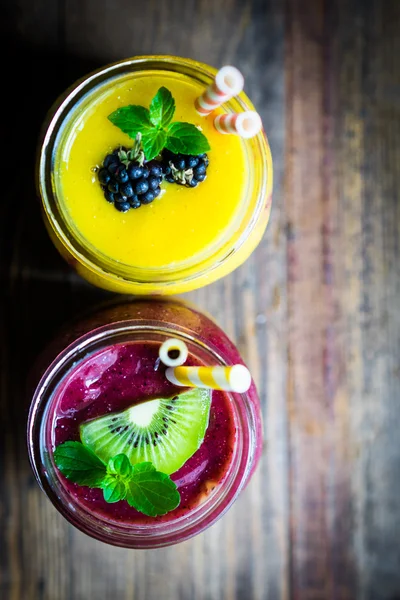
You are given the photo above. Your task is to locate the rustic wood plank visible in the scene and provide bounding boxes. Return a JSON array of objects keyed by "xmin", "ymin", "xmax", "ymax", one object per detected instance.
[
  {"xmin": 0, "ymin": 2, "xmax": 70, "ymax": 596},
  {"xmin": 286, "ymin": 1, "xmax": 400, "ymax": 599},
  {"xmin": 0, "ymin": 3, "xmax": 110, "ymax": 599},
  {"xmin": 335, "ymin": 1, "xmax": 400, "ymax": 598},
  {"xmin": 0, "ymin": 0, "xmax": 287, "ymax": 599},
  {"xmin": 285, "ymin": 2, "xmax": 356, "ymax": 597},
  {"xmin": 2, "ymin": 0, "xmax": 400, "ymax": 598}
]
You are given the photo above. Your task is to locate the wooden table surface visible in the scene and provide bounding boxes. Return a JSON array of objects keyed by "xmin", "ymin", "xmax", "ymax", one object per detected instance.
[{"xmin": 1, "ymin": 1, "xmax": 400, "ymax": 599}]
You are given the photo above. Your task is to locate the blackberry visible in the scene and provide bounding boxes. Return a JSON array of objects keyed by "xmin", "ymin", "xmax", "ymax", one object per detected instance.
[
  {"xmin": 108, "ymin": 181, "xmax": 119, "ymax": 194},
  {"xmin": 161, "ymin": 149, "xmax": 208, "ymax": 187},
  {"xmin": 103, "ymin": 154, "xmax": 118, "ymax": 169},
  {"xmin": 135, "ymin": 179, "xmax": 149, "ymax": 195},
  {"xmin": 127, "ymin": 164, "xmax": 144, "ymax": 180},
  {"xmin": 148, "ymin": 176, "xmax": 160, "ymax": 191},
  {"xmin": 162, "ymin": 164, "xmax": 172, "ymax": 176},
  {"xmin": 120, "ymin": 182, "xmax": 134, "ymax": 197},
  {"xmin": 97, "ymin": 145, "xmax": 164, "ymax": 212},
  {"xmin": 147, "ymin": 161, "xmax": 163, "ymax": 178},
  {"xmin": 115, "ymin": 192, "xmax": 129, "ymax": 203},
  {"xmin": 187, "ymin": 156, "xmax": 199, "ymax": 169},
  {"xmin": 175, "ymin": 158, "xmax": 186, "ymax": 171},
  {"xmin": 115, "ymin": 201, "xmax": 130, "ymax": 212},
  {"xmin": 194, "ymin": 164, "xmax": 206, "ymax": 176},
  {"xmin": 130, "ymin": 195, "xmax": 141, "ymax": 208},
  {"xmin": 104, "ymin": 190, "xmax": 115, "ymax": 203},
  {"xmin": 116, "ymin": 168, "xmax": 129, "ymax": 183},
  {"xmin": 141, "ymin": 190, "xmax": 156, "ymax": 204},
  {"xmin": 130, "ymin": 198, "xmax": 142, "ymax": 209},
  {"xmin": 98, "ymin": 168, "xmax": 111, "ymax": 185}
]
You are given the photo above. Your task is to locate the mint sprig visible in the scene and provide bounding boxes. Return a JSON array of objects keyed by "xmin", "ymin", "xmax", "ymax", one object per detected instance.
[
  {"xmin": 102, "ymin": 475, "xmax": 127, "ymax": 503},
  {"xmin": 108, "ymin": 105, "xmax": 154, "ymax": 138},
  {"xmin": 53, "ymin": 441, "xmax": 106, "ymax": 487},
  {"xmin": 107, "ymin": 454, "xmax": 132, "ymax": 479},
  {"xmin": 126, "ymin": 462, "xmax": 181, "ymax": 517},
  {"xmin": 165, "ymin": 122, "xmax": 210, "ymax": 155},
  {"xmin": 54, "ymin": 442, "xmax": 180, "ymax": 516},
  {"xmin": 108, "ymin": 87, "xmax": 210, "ymax": 161},
  {"xmin": 142, "ymin": 129, "xmax": 167, "ymax": 162},
  {"xmin": 149, "ymin": 87, "xmax": 175, "ymax": 128}
]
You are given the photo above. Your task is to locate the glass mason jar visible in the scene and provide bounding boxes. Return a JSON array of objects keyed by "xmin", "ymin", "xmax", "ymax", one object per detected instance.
[
  {"xmin": 27, "ymin": 298, "xmax": 263, "ymax": 548},
  {"xmin": 37, "ymin": 56, "xmax": 273, "ymax": 294}
]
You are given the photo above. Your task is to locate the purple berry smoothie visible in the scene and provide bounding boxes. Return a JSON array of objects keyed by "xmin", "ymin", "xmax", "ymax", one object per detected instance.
[
  {"xmin": 50, "ymin": 341, "xmax": 236, "ymax": 525},
  {"xmin": 29, "ymin": 298, "xmax": 262, "ymax": 547}
]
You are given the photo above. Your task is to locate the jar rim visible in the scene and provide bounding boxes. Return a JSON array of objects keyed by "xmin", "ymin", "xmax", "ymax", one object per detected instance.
[
  {"xmin": 27, "ymin": 317, "xmax": 259, "ymax": 548},
  {"xmin": 37, "ymin": 55, "xmax": 273, "ymax": 293}
]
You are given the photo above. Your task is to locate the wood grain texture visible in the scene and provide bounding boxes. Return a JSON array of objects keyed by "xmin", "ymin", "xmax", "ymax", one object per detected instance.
[
  {"xmin": 0, "ymin": 0, "xmax": 399, "ymax": 599},
  {"xmin": 285, "ymin": 1, "xmax": 400, "ymax": 599},
  {"xmin": 285, "ymin": 2, "xmax": 356, "ymax": 597}
]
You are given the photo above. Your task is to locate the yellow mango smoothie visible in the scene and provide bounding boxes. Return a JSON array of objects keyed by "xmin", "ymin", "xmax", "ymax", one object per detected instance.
[{"xmin": 38, "ymin": 57, "xmax": 272, "ymax": 294}]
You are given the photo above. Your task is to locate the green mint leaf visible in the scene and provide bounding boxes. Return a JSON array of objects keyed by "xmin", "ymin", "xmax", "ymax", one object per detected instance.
[
  {"xmin": 108, "ymin": 105, "xmax": 154, "ymax": 140},
  {"xmin": 102, "ymin": 475, "xmax": 128, "ymax": 503},
  {"xmin": 142, "ymin": 129, "xmax": 167, "ymax": 161},
  {"xmin": 166, "ymin": 122, "xmax": 211, "ymax": 155},
  {"xmin": 149, "ymin": 87, "xmax": 175, "ymax": 128},
  {"xmin": 107, "ymin": 454, "xmax": 132, "ymax": 479},
  {"xmin": 126, "ymin": 462, "xmax": 180, "ymax": 517},
  {"xmin": 131, "ymin": 462, "xmax": 156, "ymax": 474},
  {"xmin": 53, "ymin": 441, "xmax": 106, "ymax": 487}
]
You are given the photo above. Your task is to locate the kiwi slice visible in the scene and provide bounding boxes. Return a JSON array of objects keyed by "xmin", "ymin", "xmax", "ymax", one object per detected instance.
[{"xmin": 80, "ymin": 389, "xmax": 211, "ymax": 475}]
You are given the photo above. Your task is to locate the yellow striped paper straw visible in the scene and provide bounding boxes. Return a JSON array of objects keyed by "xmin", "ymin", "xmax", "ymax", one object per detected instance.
[
  {"xmin": 159, "ymin": 338, "xmax": 188, "ymax": 367},
  {"xmin": 165, "ymin": 365, "xmax": 252, "ymax": 393}
]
